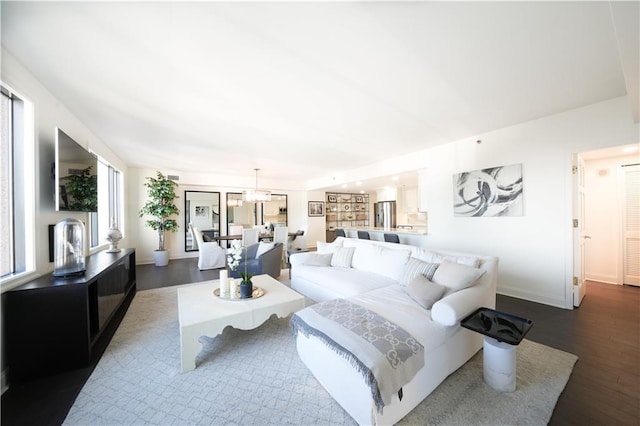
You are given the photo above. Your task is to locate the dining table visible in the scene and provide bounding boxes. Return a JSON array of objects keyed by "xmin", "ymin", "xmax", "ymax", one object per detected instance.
[{"xmin": 215, "ymin": 231, "xmax": 299, "ymax": 246}]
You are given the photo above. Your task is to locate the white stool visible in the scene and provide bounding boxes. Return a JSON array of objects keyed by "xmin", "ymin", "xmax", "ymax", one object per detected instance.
[{"xmin": 483, "ymin": 336, "xmax": 517, "ymax": 392}]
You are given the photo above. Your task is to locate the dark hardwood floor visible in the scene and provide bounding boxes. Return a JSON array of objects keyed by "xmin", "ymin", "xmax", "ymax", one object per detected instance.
[
  {"xmin": 497, "ymin": 281, "xmax": 639, "ymax": 425},
  {"xmin": 2, "ymin": 258, "xmax": 638, "ymax": 425}
]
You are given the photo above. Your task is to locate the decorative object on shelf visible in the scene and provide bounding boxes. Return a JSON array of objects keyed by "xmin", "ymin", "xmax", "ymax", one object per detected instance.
[
  {"xmin": 325, "ymin": 192, "xmax": 371, "ymax": 235},
  {"xmin": 243, "ymin": 168, "xmax": 271, "ymax": 202},
  {"xmin": 52, "ymin": 218, "xmax": 86, "ymax": 277},
  {"xmin": 105, "ymin": 217, "xmax": 123, "ymax": 253},
  {"xmin": 453, "ymin": 163, "xmax": 523, "ymax": 217},
  {"xmin": 308, "ymin": 201, "xmax": 325, "ymax": 217},
  {"xmin": 139, "ymin": 171, "xmax": 180, "ymax": 266}
]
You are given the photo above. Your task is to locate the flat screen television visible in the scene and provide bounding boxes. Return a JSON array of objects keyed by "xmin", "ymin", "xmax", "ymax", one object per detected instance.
[{"xmin": 54, "ymin": 128, "xmax": 98, "ymax": 212}]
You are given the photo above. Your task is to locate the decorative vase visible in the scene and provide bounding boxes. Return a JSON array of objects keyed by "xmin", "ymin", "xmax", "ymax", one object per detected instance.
[
  {"xmin": 240, "ymin": 279, "xmax": 253, "ymax": 298},
  {"xmin": 105, "ymin": 217, "xmax": 123, "ymax": 253}
]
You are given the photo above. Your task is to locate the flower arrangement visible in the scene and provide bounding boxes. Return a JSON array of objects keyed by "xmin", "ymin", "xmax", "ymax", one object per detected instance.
[
  {"xmin": 227, "ymin": 240, "xmax": 242, "ymax": 272},
  {"xmin": 227, "ymin": 240, "xmax": 254, "ymax": 284}
]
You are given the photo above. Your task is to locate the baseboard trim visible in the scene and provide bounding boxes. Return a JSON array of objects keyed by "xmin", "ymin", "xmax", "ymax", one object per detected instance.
[
  {"xmin": 497, "ymin": 286, "xmax": 566, "ymax": 309},
  {"xmin": 585, "ymin": 274, "xmax": 618, "ymax": 285}
]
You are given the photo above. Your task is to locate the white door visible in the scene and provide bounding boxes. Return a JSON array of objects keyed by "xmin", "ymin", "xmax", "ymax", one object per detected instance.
[
  {"xmin": 572, "ymin": 154, "xmax": 588, "ymax": 306},
  {"xmin": 622, "ymin": 164, "xmax": 640, "ymax": 286}
]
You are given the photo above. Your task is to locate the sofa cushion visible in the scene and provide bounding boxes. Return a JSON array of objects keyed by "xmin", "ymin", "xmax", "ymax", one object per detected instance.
[
  {"xmin": 399, "ymin": 257, "xmax": 439, "ymax": 286},
  {"xmin": 347, "ymin": 243, "xmax": 411, "ymax": 281},
  {"xmin": 293, "ymin": 265, "xmax": 397, "ymax": 300},
  {"xmin": 317, "ymin": 239, "xmax": 344, "ymax": 254},
  {"xmin": 432, "ymin": 260, "xmax": 485, "ymax": 296},
  {"xmin": 331, "ymin": 247, "xmax": 355, "ymax": 268},
  {"xmin": 405, "ymin": 275, "xmax": 446, "ymax": 310},
  {"xmin": 255, "ymin": 241, "xmax": 276, "ymax": 258},
  {"xmin": 301, "ymin": 253, "xmax": 333, "ymax": 266},
  {"xmin": 413, "ymin": 247, "xmax": 480, "ymax": 268}
]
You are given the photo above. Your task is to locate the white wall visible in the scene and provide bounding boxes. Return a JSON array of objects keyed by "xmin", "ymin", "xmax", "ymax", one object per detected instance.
[
  {"xmin": 308, "ymin": 97, "xmax": 639, "ymax": 308},
  {"xmin": 0, "ymin": 47, "xmax": 130, "ymax": 288},
  {"xmin": 422, "ymin": 99, "xmax": 638, "ymax": 308},
  {"xmin": 584, "ymin": 153, "xmax": 639, "ymax": 284}
]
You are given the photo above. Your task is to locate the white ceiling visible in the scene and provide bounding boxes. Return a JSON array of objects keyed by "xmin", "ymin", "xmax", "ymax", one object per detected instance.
[{"xmin": 2, "ymin": 1, "xmax": 638, "ymax": 192}]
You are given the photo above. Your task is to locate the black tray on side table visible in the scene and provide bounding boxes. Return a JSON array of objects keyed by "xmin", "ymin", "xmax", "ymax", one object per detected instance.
[{"xmin": 460, "ymin": 307, "xmax": 533, "ymax": 345}]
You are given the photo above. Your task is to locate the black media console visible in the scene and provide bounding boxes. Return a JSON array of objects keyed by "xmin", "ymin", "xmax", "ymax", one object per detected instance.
[{"xmin": 5, "ymin": 248, "xmax": 136, "ymax": 384}]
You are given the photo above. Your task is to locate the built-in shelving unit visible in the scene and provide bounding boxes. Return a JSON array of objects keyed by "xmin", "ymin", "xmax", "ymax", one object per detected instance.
[
  {"xmin": 325, "ymin": 192, "xmax": 370, "ymax": 233},
  {"xmin": 5, "ymin": 248, "xmax": 136, "ymax": 384}
]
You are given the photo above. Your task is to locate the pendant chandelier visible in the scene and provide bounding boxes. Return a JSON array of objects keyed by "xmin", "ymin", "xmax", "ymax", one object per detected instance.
[{"xmin": 242, "ymin": 168, "xmax": 271, "ymax": 202}]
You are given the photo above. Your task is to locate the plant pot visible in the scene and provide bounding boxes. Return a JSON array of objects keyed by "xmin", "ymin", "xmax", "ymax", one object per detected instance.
[
  {"xmin": 153, "ymin": 250, "xmax": 169, "ymax": 267},
  {"xmin": 240, "ymin": 280, "xmax": 253, "ymax": 298}
]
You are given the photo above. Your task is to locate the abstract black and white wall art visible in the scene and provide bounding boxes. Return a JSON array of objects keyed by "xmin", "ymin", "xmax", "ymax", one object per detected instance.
[{"xmin": 453, "ymin": 164, "xmax": 523, "ymax": 217}]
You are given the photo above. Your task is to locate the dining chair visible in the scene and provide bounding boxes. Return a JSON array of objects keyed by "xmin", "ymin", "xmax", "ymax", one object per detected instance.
[
  {"xmin": 189, "ymin": 223, "xmax": 226, "ymax": 270},
  {"xmin": 357, "ymin": 230, "xmax": 370, "ymax": 240},
  {"xmin": 384, "ymin": 233, "xmax": 400, "ymax": 243},
  {"xmin": 229, "ymin": 225, "xmax": 243, "ymax": 236},
  {"xmin": 273, "ymin": 226, "xmax": 289, "ymax": 267},
  {"xmin": 335, "ymin": 229, "xmax": 346, "ymax": 238},
  {"xmin": 242, "ymin": 228, "xmax": 259, "ymax": 246},
  {"xmin": 289, "ymin": 224, "xmax": 308, "ymax": 251}
]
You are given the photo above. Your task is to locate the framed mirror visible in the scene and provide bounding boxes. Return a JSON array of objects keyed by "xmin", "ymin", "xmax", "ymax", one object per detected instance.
[
  {"xmin": 185, "ymin": 191, "xmax": 221, "ymax": 251},
  {"xmin": 226, "ymin": 192, "xmax": 255, "ymax": 235},
  {"xmin": 262, "ymin": 194, "xmax": 288, "ymax": 229}
]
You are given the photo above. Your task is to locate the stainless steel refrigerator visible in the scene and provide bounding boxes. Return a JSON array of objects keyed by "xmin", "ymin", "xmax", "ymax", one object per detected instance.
[{"xmin": 374, "ymin": 201, "xmax": 397, "ymax": 228}]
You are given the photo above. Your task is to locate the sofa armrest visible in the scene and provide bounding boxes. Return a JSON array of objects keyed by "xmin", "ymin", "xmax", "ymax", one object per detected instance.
[{"xmin": 431, "ymin": 285, "xmax": 490, "ymax": 326}]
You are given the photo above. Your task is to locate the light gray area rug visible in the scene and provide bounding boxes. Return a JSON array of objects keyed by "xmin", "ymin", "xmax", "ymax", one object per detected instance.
[{"xmin": 64, "ymin": 282, "xmax": 578, "ymax": 425}]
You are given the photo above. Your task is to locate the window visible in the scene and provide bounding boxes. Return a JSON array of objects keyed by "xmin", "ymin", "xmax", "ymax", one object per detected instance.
[
  {"xmin": 1, "ymin": 84, "xmax": 35, "ymax": 282},
  {"xmin": 95, "ymin": 159, "xmax": 123, "ymax": 248}
]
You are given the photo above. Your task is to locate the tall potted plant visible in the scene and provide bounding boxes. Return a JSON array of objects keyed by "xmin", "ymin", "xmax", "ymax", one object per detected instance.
[{"xmin": 139, "ymin": 171, "xmax": 180, "ymax": 266}]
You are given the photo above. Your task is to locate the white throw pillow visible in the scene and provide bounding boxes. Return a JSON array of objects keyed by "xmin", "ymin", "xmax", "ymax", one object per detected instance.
[
  {"xmin": 368, "ymin": 246, "xmax": 412, "ymax": 281},
  {"xmin": 255, "ymin": 242, "xmax": 276, "ymax": 258},
  {"xmin": 400, "ymin": 257, "xmax": 440, "ymax": 286},
  {"xmin": 302, "ymin": 253, "xmax": 333, "ymax": 267},
  {"xmin": 432, "ymin": 260, "xmax": 485, "ymax": 296},
  {"xmin": 331, "ymin": 247, "xmax": 356, "ymax": 268},
  {"xmin": 317, "ymin": 239, "xmax": 344, "ymax": 255},
  {"xmin": 405, "ymin": 275, "xmax": 446, "ymax": 310},
  {"xmin": 413, "ymin": 248, "xmax": 480, "ymax": 268}
]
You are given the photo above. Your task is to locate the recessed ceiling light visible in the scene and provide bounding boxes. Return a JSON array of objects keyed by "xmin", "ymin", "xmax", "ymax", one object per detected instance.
[
  {"xmin": 341, "ymin": 184, "xmax": 347, "ymax": 188},
  {"xmin": 356, "ymin": 181, "xmax": 362, "ymax": 186},
  {"xmin": 622, "ymin": 146, "xmax": 639, "ymax": 153},
  {"xmin": 392, "ymin": 176, "xmax": 399, "ymax": 181},
  {"xmin": 360, "ymin": 190, "xmax": 365, "ymax": 194}
]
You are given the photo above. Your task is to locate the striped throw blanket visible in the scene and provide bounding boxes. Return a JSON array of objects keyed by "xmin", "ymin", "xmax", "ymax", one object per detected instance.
[{"xmin": 291, "ymin": 298, "xmax": 424, "ymax": 412}]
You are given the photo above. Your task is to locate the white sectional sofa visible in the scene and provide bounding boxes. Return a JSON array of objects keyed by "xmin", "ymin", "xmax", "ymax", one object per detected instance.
[{"xmin": 289, "ymin": 237, "xmax": 498, "ymax": 425}]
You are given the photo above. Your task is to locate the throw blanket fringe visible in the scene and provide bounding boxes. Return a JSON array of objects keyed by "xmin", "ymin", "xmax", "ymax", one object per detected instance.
[{"xmin": 291, "ymin": 314, "xmax": 385, "ymax": 412}]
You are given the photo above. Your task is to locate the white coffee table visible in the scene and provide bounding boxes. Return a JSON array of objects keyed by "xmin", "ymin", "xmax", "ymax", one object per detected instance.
[{"xmin": 177, "ymin": 274, "xmax": 305, "ymax": 372}]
